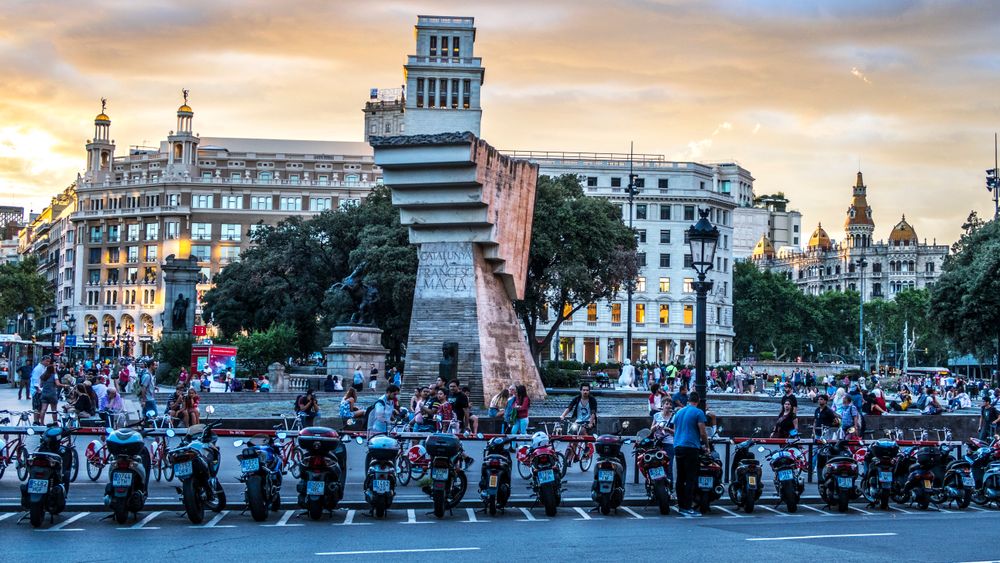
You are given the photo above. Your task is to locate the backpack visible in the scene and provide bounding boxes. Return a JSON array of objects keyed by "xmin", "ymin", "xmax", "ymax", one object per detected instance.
[{"xmin": 364, "ymin": 398, "xmax": 386, "ymax": 421}]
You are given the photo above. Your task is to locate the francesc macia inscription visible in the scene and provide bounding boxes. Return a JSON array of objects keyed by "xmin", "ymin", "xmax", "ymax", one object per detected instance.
[{"xmin": 419, "ymin": 247, "xmax": 474, "ymax": 292}]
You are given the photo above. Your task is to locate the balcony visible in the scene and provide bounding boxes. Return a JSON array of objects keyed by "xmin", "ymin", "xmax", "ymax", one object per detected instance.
[
  {"xmin": 78, "ymin": 175, "xmax": 378, "ymax": 191},
  {"xmin": 407, "ymin": 55, "xmax": 482, "ymax": 67}
]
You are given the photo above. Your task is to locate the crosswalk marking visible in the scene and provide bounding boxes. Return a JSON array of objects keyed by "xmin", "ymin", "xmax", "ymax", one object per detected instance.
[
  {"xmin": 119, "ymin": 511, "xmax": 161, "ymax": 530},
  {"xmin": 715, "ymin": 506, "xmax": 745, "ymax": 518},
  {"xmin": 890, "ymin": 506, "xmax": 913, "ymax": 514},
  {"xmin": 0, "ymin": 513, "xmax": 15, "ymax": 522},
  {"xmin": 516, "ymin": 507, "xmax": 547, "ymax": 522},
  {"xmin": 620, "ymin": 506, "xmax": 645, "ymax": 519},
  {"xmin": 37, "ymin": 512, "xmax": 89, "ymax": 532},
  {"xmin": 966, "ymin": 505, "xmax": 988, "ymax": 512}
]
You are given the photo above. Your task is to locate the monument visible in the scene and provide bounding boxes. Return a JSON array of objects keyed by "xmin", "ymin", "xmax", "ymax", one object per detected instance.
[
  {"xmin": 324, "ymin": 263, "xmax": 389, "ymax": 391},
  {"xmin": 370, "ymin": 15, "xmax": 545, "ymax": 401},
  {"xmin": 161, "ymin": 255, "xmax": 199, "ymax": 336}
]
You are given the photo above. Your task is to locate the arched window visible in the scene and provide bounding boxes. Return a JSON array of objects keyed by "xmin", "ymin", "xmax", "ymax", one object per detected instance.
[{"xmin": 174, "ymin": 143, "xmax": 183, "ymax": 159}]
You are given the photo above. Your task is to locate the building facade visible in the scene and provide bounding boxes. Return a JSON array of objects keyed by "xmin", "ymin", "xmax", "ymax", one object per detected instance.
[
  {"xmin": 732, "ymin": 193, "xmax": 802, "ymax": 259},
  {"xmin": 752, "ymin": 172, "xmax": 948, "ymax": 300},
  {"xmin": 363, "ymin": 87, "xmax": 406, "ymax": 142},
  {"xmin": 503, "ymin": 151, "xmax": 748, "ymax": 366},
  {"xmin": 20, "ymin": 97, "xmax": 381, "ymax": 356}
]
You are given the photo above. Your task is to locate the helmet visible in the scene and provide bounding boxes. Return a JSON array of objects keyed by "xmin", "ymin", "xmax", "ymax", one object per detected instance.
[
  {"xmin": 531, "ymin": 431, "xmax": 550, "ymax": 450},
  {"xmin": 488, "ymin": 437, "xmax": 506, "ymax": 449}
]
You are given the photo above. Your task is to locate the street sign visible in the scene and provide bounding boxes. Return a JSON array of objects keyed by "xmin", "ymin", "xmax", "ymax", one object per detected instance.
[
  {"xmin": 65, "ymin": 335, "xmax": 77, "ymax": 347},
  {"xmin": 192, "ymin": 325, "xmax": 207, "ymax": 336}
]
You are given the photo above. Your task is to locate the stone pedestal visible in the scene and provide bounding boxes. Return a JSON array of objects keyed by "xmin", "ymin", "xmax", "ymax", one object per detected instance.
[
  {"xmin": 162, "ymin": 254, "xmax": 199, "ymax": 333},
  {"xmin": 324, "ymin": 326, "xmax": 389, "ymax": 393},
  {"xmin": 268, "ymin": 362, "xmax": 288, "ymax": 392}
]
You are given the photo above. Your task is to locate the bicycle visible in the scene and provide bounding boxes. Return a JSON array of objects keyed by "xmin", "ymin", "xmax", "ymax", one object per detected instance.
[
  {"xmin": 0, "ymin": 410, "xmax": 31, "ymax": 480},
  {"xmin": 272, "ymin": 413, "xmax": 304, "ymax": 478},
  {"xmin": 559, "ymin": 419, "xmax": 595, "ymax": 472},
  {"xmin": 145, "ymin": 412, "xmax": 176, "ymax": 482},
  {"xmin": 58, "ymin": 410, "xmax": 80, "ymax": 482},
  {"xmin": 388, "ymin": 415, "xmax": 414, "ymax": 486}
]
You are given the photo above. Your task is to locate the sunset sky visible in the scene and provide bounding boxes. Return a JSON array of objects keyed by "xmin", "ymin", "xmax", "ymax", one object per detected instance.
[{"xmin": 2, "ymin": 0, "xmax": 999, "ymax": 245}]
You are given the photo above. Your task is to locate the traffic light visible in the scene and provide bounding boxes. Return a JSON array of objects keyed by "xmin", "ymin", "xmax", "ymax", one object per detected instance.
[{"xmin": 988, "ymin": 169, "xmax": 998, "ymax": 193}]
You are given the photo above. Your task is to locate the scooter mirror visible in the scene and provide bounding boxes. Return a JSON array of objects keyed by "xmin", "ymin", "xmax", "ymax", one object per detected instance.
[
  {"xmin": 145, "ymin": 410, "xmax": 156, "ymax": 418},
  {"xmin": 355, "ymin": 436, "xmax": 364, "ymax": 445},
  {"xmin": 234, "ymin": 440, "xmax": 244, "ymax": 448},
  {"xmin": 26, "ymin": 427, "xmax": 35, "ymax": 436},
  {"xmin": 346, "ymin": 419, "xmax": 355, "ymax": 426},
  {"xmin": 205, "ymin": 406, "xmax": 215, "ymax": 415},
  {"xmin": 476, "ymin": 433, "xmax": 484, "ymax": 440},
  {"xmin": 277, "ymin": 432, "xmax": 287, "ymax": 440},
  {"xmin": 166, "ymin": 429, "xmax": 176, "ymax": 438}
]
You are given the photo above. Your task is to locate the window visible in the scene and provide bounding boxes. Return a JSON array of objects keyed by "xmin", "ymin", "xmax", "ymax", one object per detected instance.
[
  {"xmin": 107, "ymin": 269, "xmax": 119, "ymax": 284},
  {"xmin": 107, "ymin": 225, "xmax": 120, "ymax": 243},
  {"xmin": 660, "ymin": 230, "xmax": 671, "ymax": 244},
  {"xmin": 88, "ymin": 269, "xmax": 100, "ymax": 285},
  {"xmin": 280, "ymin": 196, "xmax": 302, "ymax": 211},
  {"xmin": 221, "ymin": 195, "xmax": 242, "ymax": 209},
  {"xmin": 611, "ymin": 303, "xmax": 621, "ymax": 323},
  {"xmin": 636, "ymin": 229, "xmax": 646, "ymax": 243},
  {"xmin": 251, "ymin": 196, "xmax": 272, "ymax": 210},
  {"xmin": 191, "ymin": 245, "xmax": 211, "ymax": 262},
  {"xmin": 683, "ymin": 278, "xmax": 694, "ymax": 292},
  {"xmin": 166, "ymin": 221, "xmax": 180, "ymax": 240},
  {"xmin": 660, "ymin": 205, "xmax": 671, "ymax": 221},
  {"xmin": 127, "ymin": 246, "xmax": 138, "ymax": 263},
  {"xmin": 586, "ymin": 303, "xmax": 597, "ymax": 322},
  {"xmin": 192, "ymin": 194, "xmax": 213, "ymax": 208},
  {"xmin": 221, "ymin": 224, "xmax": 241, "ymax": 242},
  {"xmin": 192, "ymin": 223, "xmax": 211, "ymax": 241},
  {"xmin": 635, "ymin": 303, "xmax": 645, "ymax": 324},
  {"xmin": 88, "ymin": 248, "xmax": 101, "ymax": 264},
  {"xmin": 684, "ymin": 254, "xmax": 694, "ymax": 268},
  {"xmin": 89, "ymin": 226, "xmax": 102, "ymax": 243},
  {"xmin": 462, "ymin": 79, "xmax": 471, "ymax": 109},
  {"xmin": 659, "ymin": 304, "xmax": 669, "ymax": 325},
  {"xmin": 637, "ymin": 252, "xmax": 646, "ymax": 267},
  {"xmin": 450, "ymin": 78, "xmax": 459, "ymax": 109},
  {"xmin": 658, "ymin": 178, "xmax": 669, "ymax": 190},
  {"xmin": 258, "ymin": 171, "xmax": 272, "ymax": 181},
  {"xmin": 428, "ymin": 78, "xmax": 436, "ymax": 107},
  {"xmin": 166, "ymin": 194, "xmax": 180, "ymax": 206},
  {"xmin": 144, "ymin": 245, "xmax": 157, "ymax": 262},
  {"xmin": 452, "ymin": 36, "xmax": 460, "ymax": 56},
  {"xmin": 683, "ymin": 206, "xmax": 695, "ymax": 221},
  {"xmin": 127, "ymin": 224, "xmax": 139, "ymax": 242},
  {"xmin": 611, "ymin": 177, "xmax": 622, "ymax": 188},
  {"xmin": 683, "ymin": 304, "xmax": 694, "ymax": 325},
  {"xmin": 65, "ymin": 249, "xmax": 74, "ymax": 264},
  {"xmin": 699, "ymin": 181, "xmax": 706, "ymax": 190},
  {"xmin": 429, "ymin": 35, "xmax": 437, "ymax": 56},
  {"xmin": 219, "ymin": 246, "xmax": 241, "ymax": 263},
  {"xmin": 586, "ymin": 176, "xmax": 597, "ymax": 187},
  {"xmin": 126, "ymin": 267, "xmax": 138, "ymax": 284},
  {"xmin": 719, "ymin": 180, "xmax": 731, "ymax": 194},
  {"xmin": 416, "ymin": 78, "xmax": 425, "ymax": 108},
  {"xmin": 659, "ymin": 254, "xmax": 671, "ymax": 268},
  {"xmin": 311, "ymin": 197, "xmax": 332, "ymax": 211},
  {"xmin": 107, "ymin": 248, "xmax": 119, "ymax": 263},
  {"xmin": 562, "ymin": 303, "xmax": 573, "ymax": 321},
  {"xmin": 66, "ymin": 230, "xmax": 74, "ymax": 244},
  {"xmin": 926, "ymin": 262, "xmax": 935, "ymax": 273},
  {"xmin": 636, "ymin": 277, "xmax": 646, "ymax": 292},
  {"xmin": 144, "ymin": 222, "xmax": 159, "ymax": 241},
  {"xmin": 659, "ymin": 277, "xmax": 670, "ymax": 292},
  {"xmin": 793, "ymin": 224, "xmax": 799, "ymax": 233},
  {"xmin": 636, "ymin": 204, "xmax": 647, "ymax": 220}
]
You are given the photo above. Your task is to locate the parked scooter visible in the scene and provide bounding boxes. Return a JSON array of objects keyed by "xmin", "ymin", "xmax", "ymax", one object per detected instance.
[
  {"xmin": 763, "ymin": 438, "xmax": 806, "ymax": 513},
  {"xmin": 421, "ymin": 432, "xmax": 468, "ymax": 518},
  {"xmin": 966, "ymin": 437, "xmax": 1000, "ymax": 507},
  {"xmin": 692, "ymin": 435, "xmax": 723, "ymax": 514},
  {"xmin": 635, "ymin": 434, "xmax": 673, "ymax": 515},
  {"xmin": 893, "ymin": 445, "xmax": 940, "ymax": 510},
  {"xmin": 361, "ymin": 434, "xmax": 400, "ymax": 518},
  {"xmin": 478, "ymin": 436, "xmax": 514, "ymax": 515},
  {"xmin": 527, "ymin": 431, "xmax": 563, "ymax": 517},
  {"xmin": 931, "ymin": 444, "xmax": 973, "ymax": 509},
  {"xmin": 728, "ymin": 439, "xmax": 762, "ymax": 513},
  {"xmin": 592, "ymin": 435, "xmax": 628, "ymax": 515},
  {"xmin": 234, "ymin": 434, "xmax": 283, "ymax": 521},
  {"xmin": 817, "ymin": 437, "xmax": 860, "ymax": 512},
  {"xmin": 296, "ymin": 426, "xmax": 347, "ymax": 520},
  {"xmin": 861, "ymin": 439, "xmax": 899, "ymax": 510},
  {"xmin": 168, "ymin": 415, "xmax": 227, "ymax": 524},
  {"xmin": 104, "ymin": 424, "xmax": 151, "ymax": 524},
  {"xmin": 21, "ymin": 425, "xmax": 74, "ymax": 527}
]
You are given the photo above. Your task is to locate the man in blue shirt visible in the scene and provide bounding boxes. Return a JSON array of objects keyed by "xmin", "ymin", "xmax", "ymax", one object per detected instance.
[{"xmin": 672, "ymin": 391, "xmax": 709, "ymax": 516}]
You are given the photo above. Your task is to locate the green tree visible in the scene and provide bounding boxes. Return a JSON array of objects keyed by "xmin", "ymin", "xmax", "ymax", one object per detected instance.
[
  {"xmin": 814, "ymin": 290, "xmax": 861, "ymax": 359},
  {"xmin": 0, "ymin": 256, "xmax": 52, "ymax": 334},
  {"xmin": 153, "ymin": 333, "xmax": 194, "ymax": 382},
  {"xmin": 233, "ymin": 323, "xmax": 297, "ymax": 376},
  {"xmin": 863, "ymin": 298, "xmax": 899, "ymax": 370},
  {"xmin": 733, "ymin": 261, "xmax": 820, "ymax": 360},
  {"xmin": 515, "ymin": 174, "xmax": 639, "ymax": 366},
  {"xmin": 930, "ymin": 213, "xmax": 1000, "ymax": 362}
]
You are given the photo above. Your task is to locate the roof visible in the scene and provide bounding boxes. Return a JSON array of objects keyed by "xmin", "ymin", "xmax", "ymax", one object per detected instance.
[
  {"xmin": 752, "ymin": 234, "xmax": 775, "ymax": 259},
  {"xmin": 808, "ymin": 223, "xmax": 832, "ymax": 250},
  {"xmin": 888, "ymin": 215, "xmax": 918, "ymax": 243},
  {"xmin": 196, "ymin": 137, "xmax": 373, "ymax": 157}
]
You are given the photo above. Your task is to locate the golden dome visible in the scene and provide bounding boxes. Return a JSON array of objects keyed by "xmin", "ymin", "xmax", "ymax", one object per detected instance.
[
  {"xmin": 94, "ymin": 113, "xmax": 110, "ymax": 123},
  {"xmin": 808, "ymin": 223, "xmax": 832, "ymax": 250},
  {"xmin": 752, "ymin": 234, "xmax": 775, "ymax": 259},
  {"xmin": 177, "ymin": 104, "xmax": 193, "ymax": 113},
  {"xmin": 888, "ymin": 215, "xmax": 918, "ymax": 245}
]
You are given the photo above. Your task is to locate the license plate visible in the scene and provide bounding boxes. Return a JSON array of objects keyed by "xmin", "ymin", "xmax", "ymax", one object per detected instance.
[
  {"xmin": 240, "ymin": 458, "xmax": 260, "ymax": 473},
  {"xmin": 837, "ymin": 476, "xmax": 854, "ymax": 489},
  {"xmin": 962, "ymin": 475, "xmax": 975, "ymax": 487},
  {"xmin": 648, "ymin": 466, "xmax": 666, "ymax": 481},
  {"xmin": 923, "ymin": 479, "xmax": 933, "ymax": 489},
  {"xmin": 431, "ymin": 468, "xmax": 449, "ymax": 481},
  {"xmin": 306, "ymin": 481, "xmax": 325, "ymax": 496},
  {"xmin": 433, "ymin": 481, "xmax": 446, "ymax": 490},
  {"xmin": 488, "ymin": 474, "xmax": 498, "ymax": 488},
  {"xmin": 747, "ymin": 475, "xmax": 757, "ymax": 487},
  {"xmin": 174, "ymin": 461, "xmax": 193, "ymax": 478},
  {"xmin": 112, "ymin": 472, "xmax": 133, "ymax": 487},
  {"xmin": 27, "ymin": 479, "xmax": 49, "ymax": 494},
  {"xmin": 598, "ymin": 470, "xmax": 614, "ymax": 482},
  {"xmin": 778, "ymin": 470, "xmax": 794, "ymax": 482},
  {"xmin": 599, "ymin": 483, "xmax": 612, "ymax": 493},
  {"xmin": 373, "ymin": 479, "xmax": 390, "ymax": 493},
  {"xmin": 538, "ymin": 469, "xmax": 555, "ymax": 484},
  {"xmin": 698, "ymin": 476, "xmax": 713, "ymax": 490},
  {"xmin": 878, "ymin": 471, "xmax": 893, "ymax": 484}
]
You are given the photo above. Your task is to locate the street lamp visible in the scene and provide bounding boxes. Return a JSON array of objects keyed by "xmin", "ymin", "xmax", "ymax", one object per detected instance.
[
  {"xmin": 856, "ymin": 256, "xmax": 868, "ymax": 374},
  {"xmin": 25, "ymin": 306, "xmax": 35, "ymax": 336},
  {"xmin": 46, "ymin": 307, "xmax": 57, "ymax": 353},
  {"xmin": 625, "ymin": 144, "xmax": 640, "ymax": 366},
  {"xmin": 687, "ymin": 208, "xmax": 720, "ymax": 411},
  {"xmin": 66, "ymin": 314, "xmax": 76, "ymax": 360},
  {"xmin": 987, "ymin": 133, "xmax": 999, "ymax": 221}
]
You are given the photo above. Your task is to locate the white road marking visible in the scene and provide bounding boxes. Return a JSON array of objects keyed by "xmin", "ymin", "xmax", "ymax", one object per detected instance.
[
  {"xmin": 890, "ymin": 505, "xmax": 913, "ymax": 514},
  {"xmin": 715, "ymin": 506, "xmax": 745, "ymax": 518},
  {"xmin": 0, "ymin": 512, "xmax": 15, "ymax": 522},
  {"xmin": 263, "ymin": 509, "xmax": 303, "ymax": 527},
  {"xmin": 401, "ymin": 508, "xmax": 432, "ymax": 524},
  {"xmin": 337, "ymin": 509, "xmax": 371, "ymax": 526},
  {"xmin": 748, "ymin": 532, "xmax": 897, "ymax": 542},
  {"xmin": 316, "ymin": 547, "xmax": 480, "ymax": 556},
  {"xmin": 620, "ymin": 506, "xmax": 645, "ymax": 519},
  {"xmin": 190, "ymin": 510, "xmax": 234, "ymax": 528},
  {"xmin": 37, "ymin": 512, "xmax": 89, "ymax": 532},
  {"xmin": 936, "ymin": 506, "xmax": 954, "ymax": 514},
  {"xmin": 800, "ymin": 505, "xmax": 835, "ymax": 516},
  {"xmin": 965, "ymin": 505, "xmax": 988, "ymax": 512},
  {"xmin": 849, "ymin": 506, "xmax": 874, "ymax": 515},
  {"xmin": 572, "ymin": 507, "xmax": 599, "ymax": 520},
  {"xmin": 516, "ymin": 507, "xmax": 547, "ymax": 522},
  {"xmin": 759, "ymin": 505, "xmax": 797, "ymax": 517},
  {"xmin": 463, "ymin": 508, "xmax": 488, "ymax": 523},
  {"xmin": 119, "ymin": 511, "xmax": 161, "ymax": 530}
]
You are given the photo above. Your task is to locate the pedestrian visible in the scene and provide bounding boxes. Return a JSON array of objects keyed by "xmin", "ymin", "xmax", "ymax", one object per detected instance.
[
  {"xmin": 39, "ymin": 364, "xmax": 60, "ymax": 425},
  {"xmin": 16, "ymin": 357, "xmax": 31, "ymax": 400},
  {"xmin": 511, "ymin": 385, "xmax": 530, "ymax": 435},
  {"xmin": 648, "ymin": 383, "xmax": 666, "ymax": 417},
  {"xmin": 672, "ymin": 391, "xmax": 709, "ymax": 516},
  {"xmin": 488, "ymin": 387, "xmax": 510, "ymax": 418},
  {"xmin": 771, "ymin": 399, "xmax": 798, "ymax": 438},
  {"xmin": 368, "ymin": 362, "xmax": 379, "ymax": 391},
  {"xmin": 323, "ymin": 374, "xmax": 336, "ymax": 393},
  {"xmin": 352, "ymin": 365, "xmax": 364, "ymax": 392},
  {"xmin": 671, "ymin": 385, "xmax": 689, "ymax": 408},
  {"xmin": 296, "ymin": 388, "xmax": 320, "ymax": 426},
  {"xmin": 979, "ymin": 396, "xmax": 1000, "ymax": 442},
  {"xmin": 651, "ymin": 401, "xmax": 675, "ymax": 481},
  {"xmin": 138, "ymin": 361, "xmax": 158, "ymax": 417}
]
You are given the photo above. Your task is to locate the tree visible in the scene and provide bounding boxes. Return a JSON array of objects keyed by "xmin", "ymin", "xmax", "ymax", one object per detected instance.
[
  {"xmin": 930, "ymin": 214, "xmax": 1000, "ymax": 362},
  {"xmin": 233, "ymin": 323, "xmax": 297, "ymax": 376},
  {"xmin": 863, "ymin": 298, "xmax": 899, "ymax": 371},
  {"xmin": 153, "ymin": 333, "xmax": 194, "ymax": 383},
  {"xmin": 0, "ymin": 256, "xmax": 52, "ymax": 333},
  {"xmin": 814, "ymin": 290, "xmax": 860, "ymax": 359},
  {"xmin": 515, "ymin": 174, "xmax": 639, "ymax": 366},
  {"xmin": 733, "ymin": 261, "xmax": 822, "ymax": 360}
]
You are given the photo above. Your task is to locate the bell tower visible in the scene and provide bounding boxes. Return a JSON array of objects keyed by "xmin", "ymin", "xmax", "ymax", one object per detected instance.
[
  {"xmin": 844, "ymin": 171, "xmax": 875, "ymax": 248},
  {"xmin": 403, "ymin": 15, "xmax": 485, "ymax": 136},
  {"xmin": 167, "ymin": 89, "xmax": 199, "ymax": 175},
  {"xmin": 85, "ymin": 98, "xmax": 115, "ymax": 182}
]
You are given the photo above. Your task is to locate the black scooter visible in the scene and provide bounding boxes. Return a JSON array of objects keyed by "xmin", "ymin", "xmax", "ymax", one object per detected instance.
[
  {"xmin": 728, "ymin": 439, "xmax": 763, "ymax": 513},
  {"xmin": 479, "ymin": 436, "xmax": 513, "ymax": 515},
  {"xmin": 21, "ymin": 425, "xmax": 74, "ymax": 527},
  {"xmin": 168, "ymin": 419, "xmax": 227, "ymax": 524},
  {"xmin": 592, "ymin": 434, "xmax": 628, "ymax": 515}
]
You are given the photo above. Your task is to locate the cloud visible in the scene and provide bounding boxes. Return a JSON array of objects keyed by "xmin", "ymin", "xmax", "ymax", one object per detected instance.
[
  {"xmin": 851, "ymin": 67, "xmax": 872, "ymax": 84},
  {"xmin": 752, "ymin": 123, "xmax": 761, "ymax": 135}
]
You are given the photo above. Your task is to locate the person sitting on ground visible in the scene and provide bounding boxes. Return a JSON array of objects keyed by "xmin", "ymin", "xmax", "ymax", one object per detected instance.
[
  {"xmin": 68, "ymin": 383, "xmax": 94, "ymax": 418},
  {"xmin": 488, "ymin": 387, "xmax": 510, "ymax": 418},
  {"xmin": 296, "ymin": 388, "xmax": 320, "ymax": 426},
  {"xmin": 323, "ymin": 374, "xmax": 336, "ymax": 393},
  {"xmin": 922, "ymin": 388, "xmax": 944, "ymax": 415},
  {"xmin": 339, "ymin": 387, "xmax": 365, "ymax": 424}
]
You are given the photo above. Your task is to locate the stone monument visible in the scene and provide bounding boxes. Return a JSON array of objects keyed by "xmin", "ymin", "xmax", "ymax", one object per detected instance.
[
  {"xmin": 161, "ymin": 255, "xmax": 199, "ymax": 337},
  {"xmin": 324, "ymin": 263, "xmax": 389, "ymax": 392}
]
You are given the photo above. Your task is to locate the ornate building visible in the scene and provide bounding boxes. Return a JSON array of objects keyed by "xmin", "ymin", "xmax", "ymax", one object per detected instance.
[{"xmin": 752, "ymin": 172, "xmax": 948, "ymax": 300}]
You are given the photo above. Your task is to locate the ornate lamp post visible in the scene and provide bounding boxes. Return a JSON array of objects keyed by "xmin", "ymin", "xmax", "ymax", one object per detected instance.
[
  {"xmin": 625, "ymin": 147, "xmax": 640, "ymax": 366},
  {"xmin": 686, "ymin": 208, "xmax": 719, "ymax": 411},
  {"xmin": 856, "ymin": 256, "xmax": 868, "ymax": 373}
]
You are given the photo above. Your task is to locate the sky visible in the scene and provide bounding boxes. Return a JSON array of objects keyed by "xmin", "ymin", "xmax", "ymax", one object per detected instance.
[{"xmin": 2, "ymin": 0, "xmax": 999, "ymax": 245}]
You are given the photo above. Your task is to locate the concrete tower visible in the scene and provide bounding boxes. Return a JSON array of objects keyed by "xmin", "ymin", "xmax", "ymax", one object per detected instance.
[
  {"xmin": 167, "ymin": 89, "xmax": 199, "ymax": 177},
  {"xmin": 85, "ymin": 98, "xmax": 115, "ymax": 183},
  {"xmin": 845, "ymin": 171, "xmax": 874, "ymax": 248},
  {"xmin": 403, "ymin": 15, "xmax": 484, "ymax": 136}
]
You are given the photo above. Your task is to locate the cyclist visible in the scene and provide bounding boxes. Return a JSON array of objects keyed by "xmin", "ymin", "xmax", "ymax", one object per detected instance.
[{"xmin": 560, "ymin": 382, "xmax": 597, "ymax": 466}]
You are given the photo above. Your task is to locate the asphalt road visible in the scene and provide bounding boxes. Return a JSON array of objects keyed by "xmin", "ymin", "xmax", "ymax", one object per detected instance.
[{"xmin": 3, "ymin": 503, "xmax": 1000, "ymax": 563}]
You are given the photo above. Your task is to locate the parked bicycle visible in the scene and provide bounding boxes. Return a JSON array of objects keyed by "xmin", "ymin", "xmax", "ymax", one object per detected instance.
[
  {"xmin": 0, "ymin": 410, "xmax": 31, "ymax": 480},
  {"xmin": 145, "ymin": 411, "xmax": 176, "ymax": 482},
  {"xmin": 560, "ymin": 420, "xmax": 595, "ymax": 472},
  {"xmin": 272, "ymin": 413, "xmax": 304, "ymax": 478}
]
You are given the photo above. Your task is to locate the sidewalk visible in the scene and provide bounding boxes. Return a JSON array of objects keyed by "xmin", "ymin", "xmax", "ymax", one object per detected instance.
[{"xmin": 0, "ymin": 385, "xmax": 143, "ymax": 421}]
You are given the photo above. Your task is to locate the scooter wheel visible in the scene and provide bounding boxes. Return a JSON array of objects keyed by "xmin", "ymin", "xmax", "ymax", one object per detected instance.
[
  {"xmin": 29, "ymin": 503, "xmax": 45, "ymax": 528},
  {"xmin": 653, "ymin": 481, "xmax": 671, "ymax": 515}
]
